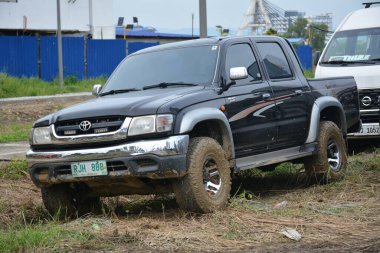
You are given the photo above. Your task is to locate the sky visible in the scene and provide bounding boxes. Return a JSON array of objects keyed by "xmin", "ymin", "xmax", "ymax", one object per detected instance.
[{"xmin": 113, "ymin": 0, "xmax": 363, "ymax": 35}]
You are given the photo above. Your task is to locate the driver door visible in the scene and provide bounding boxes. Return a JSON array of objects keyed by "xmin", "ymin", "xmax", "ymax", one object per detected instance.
[{"xmin": 222, "ymin": 41, "xmax": 276, "ymax": 158}]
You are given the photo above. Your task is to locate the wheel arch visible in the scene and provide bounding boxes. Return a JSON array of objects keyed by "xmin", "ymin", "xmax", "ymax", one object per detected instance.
[
  {"xmin": 305, "ymin": 96, "xmax": 347, "ymax": 143},
  {"xmin": 178, "ymin": 108, "xmax": 235, "ymax": 161}
]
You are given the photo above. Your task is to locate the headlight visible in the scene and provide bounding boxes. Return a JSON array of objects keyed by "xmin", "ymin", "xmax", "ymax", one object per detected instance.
[
  {"xmin": 128, "ymin": 115, "xmax": 156, "ymax": 136},
  {"xmin": 128, "ymin": 114, "xmax": 173, "ymax": 136},
  {"xmin": 32, "ymin": 126, "xmax": 51, "ymax": 145}
]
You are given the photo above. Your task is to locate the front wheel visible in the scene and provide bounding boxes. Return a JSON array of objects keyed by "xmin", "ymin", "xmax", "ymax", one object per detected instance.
[
  {"xmin": 173, "ymin": 137, "xmax": 231, "ymax": 213},
  {"xmin": 304, "ymin": 121, "xmax": 347, "ymax": 183},
  {"xmin": 41, "ymin": 184, "xmax": 76, "ymax": 220},
  {"xmin": 41, "ymin": 184, "xmax": 101, "ymax": 220}
]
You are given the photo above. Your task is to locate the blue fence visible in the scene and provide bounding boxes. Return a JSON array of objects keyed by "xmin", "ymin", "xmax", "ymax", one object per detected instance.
[
  {"xmin": 0, "ymin": 36, "xmax": 155, "ymax": 80},
  {"xmin": 0, "ymin": 36, "xmax": 314, "ymax": 79},
  {"xmin": 128, "ymin": 42, "xmax": 159, "ymax": 54},
  {"xmin": 87, "ymin": 40, "xmax": 126, "ymax": 78},
  {"xmin": 296, "ymin": 45, "xmax": 312, "ymax": 70},
  {"xmin": 40, "ymin": 37, "xmax": 85, "ymax": 81},
  {"xmin": 0, "ymin": 36, "xmax": 38, "ymax": 77}
]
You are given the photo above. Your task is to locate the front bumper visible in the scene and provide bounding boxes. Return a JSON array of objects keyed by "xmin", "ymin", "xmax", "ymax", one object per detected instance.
[
  {"xmin": 26, "ymin": 135, "xmax": 189, "ymax": 187},
  {"xmin": 348, "ymin": 108, "xmax": 380, "ymax": 138}
]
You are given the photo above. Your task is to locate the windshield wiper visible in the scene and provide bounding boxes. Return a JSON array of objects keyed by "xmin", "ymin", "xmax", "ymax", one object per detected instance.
[
  {"xmin": 320, "ymin": 60, "xmax": 376, "ymax": 65},
  {"xmin": 142, "ymin": 82, "xmax": 198, "ymax": 90},
  {"xmin": 99, "ymin": 88, "xmax": 140, "ymax": 96}
]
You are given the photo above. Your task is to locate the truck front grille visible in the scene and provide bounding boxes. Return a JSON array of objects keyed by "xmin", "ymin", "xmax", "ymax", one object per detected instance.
[
  {"xmin": 55, "ymin": 116, "xmax": 125, "ymax": 136},
  {"xmin": 361, "ymin": 111, "xmax": 380, "ymax": 124},
  {"xmin": 359, "ymin": 90, "xmax": 380, "ymax": 110}
]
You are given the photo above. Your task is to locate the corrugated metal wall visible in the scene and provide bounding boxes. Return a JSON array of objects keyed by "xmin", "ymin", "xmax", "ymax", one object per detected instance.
[
  {"xmin": 0, "ymin": 37, "xmax": 315, "ymax": 79},
  {"xmin": 87, "ymin": 39, "xmax": 126, "ymax": 78},
  {"xmin": 296, "ymin": 45, "xmax": 313, "ymax": 70},
  {"xmin": 128, "ymin": 42, "xmax": 159, "ymax": 55},
  {"xmin": 0, "ymin": 36, "xmax": 38, "ymax": 77},
  {"xmin": 40, "ymin": 37, "xmax": 84, "ymax": 81}
]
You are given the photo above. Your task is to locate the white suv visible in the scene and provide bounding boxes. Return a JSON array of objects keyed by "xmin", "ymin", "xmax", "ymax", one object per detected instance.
[{"xmin": 316, "ymin": 4, "xmax": 380, "ymax": 138}]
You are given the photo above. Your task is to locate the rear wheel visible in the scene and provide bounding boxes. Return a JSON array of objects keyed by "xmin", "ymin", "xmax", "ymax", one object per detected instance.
[
  {"xmin": 173, "ymin": 137, "xmax": 231, "ymax": 213},
  {"xmin": 304, "ymin": 121, "xmax": 347, "ymax": 183}
]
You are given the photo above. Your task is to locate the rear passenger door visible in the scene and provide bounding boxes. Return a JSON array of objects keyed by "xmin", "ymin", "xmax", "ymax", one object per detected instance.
[
  {"xmin": 222, "ymin": 41, "xmax": 276, "ymax": 157},
  {"xmin": 255, "ymin": 41, "xmax": 311, "ymax": 148}
]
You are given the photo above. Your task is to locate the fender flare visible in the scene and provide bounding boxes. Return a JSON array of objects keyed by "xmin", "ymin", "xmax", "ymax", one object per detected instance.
[
  {"xmin": 179, "ymin": 108, "xmax": 235, "ymax": 159},
  {"xmin": 305, "ymin": 96, "xmax": 347, "ymax": 143}
]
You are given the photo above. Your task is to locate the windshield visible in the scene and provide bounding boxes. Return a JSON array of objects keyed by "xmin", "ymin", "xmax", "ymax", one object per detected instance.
[
  {"xmin": 102, "ymin": 45, "xmax": 219, "ymax": 93},
  {"xmin": 321, "ymin": 27, "xmax": 380, "ymax": 63}
]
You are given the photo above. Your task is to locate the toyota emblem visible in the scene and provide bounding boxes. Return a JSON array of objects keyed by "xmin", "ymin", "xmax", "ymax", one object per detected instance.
[
  {"xmin": 361, "ymin": 96, "xmax": 372, "ymax": 107},
  {"xmin": 79, "ymin": 120, "xmax": 92, "ymax": 131}
]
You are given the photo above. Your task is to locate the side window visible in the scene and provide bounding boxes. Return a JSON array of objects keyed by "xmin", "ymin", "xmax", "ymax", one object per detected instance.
[
  {"xmin": 257, "ymin": 42, "xmax": 293, "ymax": 80},
  {"xmin": 225, "ymin": 43, "xmax": 262, "ymax": 84}
]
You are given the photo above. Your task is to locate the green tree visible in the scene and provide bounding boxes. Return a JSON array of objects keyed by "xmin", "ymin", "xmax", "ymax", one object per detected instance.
[
  {"xmin": 285, "ymin": 18, "xmax": 308, "ymax": 38},
  {"xmin": 265, "ymin": 28, "xmax": 277, "ymax": 35},
  {"xmin": 311, "ymin": 23, "xmax": 328, "ymax": 51}
]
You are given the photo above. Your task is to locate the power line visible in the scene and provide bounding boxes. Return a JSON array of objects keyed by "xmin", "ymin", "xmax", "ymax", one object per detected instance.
[{"xmin": 310, "ymin": 25, "xmax": 334, "ymax": 34}]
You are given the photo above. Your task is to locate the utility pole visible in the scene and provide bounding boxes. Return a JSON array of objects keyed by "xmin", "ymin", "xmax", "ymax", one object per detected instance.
[
  {"xmin": 191, "ymin": 13, "xmax": 194, "ymax": 38},
  {"xmin": 199, "ymin": 0, "xmax": 207, "ymax": 38},
  {"xmin": 57, "ymin": 0, "xmax": 64, "ymax": 88},
  {"xmin": 89, "ymin": 0, "xmax": 93, "ymax": 36}
]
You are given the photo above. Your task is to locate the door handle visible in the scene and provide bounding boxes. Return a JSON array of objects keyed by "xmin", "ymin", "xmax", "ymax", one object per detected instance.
[
  {"xmin": 262, "ymin": 93, "xmax": 271, "ymax": 100},
  {"xmin": 294, "ymin": 89, "xmax": 303, "ymax": 96},
  {"xmin": 252, "ymin": 92, "xmax": 263, "ymax": 98}
]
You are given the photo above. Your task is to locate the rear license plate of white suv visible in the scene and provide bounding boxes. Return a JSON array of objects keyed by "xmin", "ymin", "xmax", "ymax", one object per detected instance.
[{"xmin": 71, "ymin": 160, "xmax": 108, "ymax": 177}]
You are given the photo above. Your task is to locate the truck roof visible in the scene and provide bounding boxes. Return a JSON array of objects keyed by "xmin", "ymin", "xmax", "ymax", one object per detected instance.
[
  {"xmin": 132, "ymin": 36, "xmax": 284, "ymax": 55},
  {"xmin": 338, "ymin": 6, "xmax": 380, "ymax": 31}
]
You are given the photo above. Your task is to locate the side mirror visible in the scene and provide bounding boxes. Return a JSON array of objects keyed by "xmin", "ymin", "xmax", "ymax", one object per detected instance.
[
  {"xmin": 92, "ymin": 84, "xmax": 102, "ymax": 96},
  {"xmin": 313, "ymin": 51, "xmax": 321, "ymax": 66},
  {"xmin": 230, "ymin": 67, "xmax": 248, "ymax": 80}
]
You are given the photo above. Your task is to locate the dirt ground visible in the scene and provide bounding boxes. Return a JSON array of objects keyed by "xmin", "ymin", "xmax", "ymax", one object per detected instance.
[
  {"xmin": 0, "ymin": 97, "xmax": 379, "ymax": 252},
  {"xmin": 0, "ymin": 96, "xmax": 92, "ymax": 125},
  {"xmin": 1, "ymin": 157, "xmax": 379, "ymax": 252}
]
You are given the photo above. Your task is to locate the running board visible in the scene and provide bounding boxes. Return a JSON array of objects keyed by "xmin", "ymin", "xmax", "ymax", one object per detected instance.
[{"xmin": 235, "ymin": 143, "xmax": 317, "ymax": 172}]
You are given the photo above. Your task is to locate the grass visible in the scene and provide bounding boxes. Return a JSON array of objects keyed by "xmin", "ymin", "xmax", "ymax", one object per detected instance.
[
  {"xmin": 0, "ymin": 148, "xmax": 378, "ymax": 252},
  {"xmin": 0, "ymin": 123, "xmax": 32, "ymax": 143},
  {"xmin": 0, "ymin": 159, "xmax": 28, "ymax": 180},
  {"xmin": 231, "ymin": 148, "xmax": 380, "ymax": 216},
  {"xmin": 304, "ymin": 69, "xmax": 315, "ymax": 78},
  {"xmin": 0, "ymin": 74, "xmax": 106, "ymax": 98},
  {"xmin": 0, "ymin": 224, "xmax": 92, "ymax": 252}
]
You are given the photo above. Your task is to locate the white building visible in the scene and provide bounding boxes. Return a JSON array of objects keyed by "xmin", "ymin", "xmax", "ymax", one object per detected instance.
[{"xmin": 0, "ymin": 0, "xmax": 115, "ymax": 39}]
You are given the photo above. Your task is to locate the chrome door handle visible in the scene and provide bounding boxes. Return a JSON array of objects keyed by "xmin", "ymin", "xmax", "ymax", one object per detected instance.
[
  {"xmin": 262, "ymin": 93, "xmax": 271, "ymax": 100},
  {"xmin": 294, "ymin": 89, "xmax": 303, "ymax": 96}
]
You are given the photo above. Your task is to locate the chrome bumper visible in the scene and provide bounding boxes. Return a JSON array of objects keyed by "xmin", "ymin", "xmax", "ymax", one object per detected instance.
[{"xmin": 27, "ymin": 135, "xmax": 189, "ymax": 168}]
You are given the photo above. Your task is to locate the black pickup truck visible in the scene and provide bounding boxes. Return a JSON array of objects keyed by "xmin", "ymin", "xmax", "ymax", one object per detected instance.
[{"xmin": 26, "ymin": 36, "xmax": 360, "ymax": 218}]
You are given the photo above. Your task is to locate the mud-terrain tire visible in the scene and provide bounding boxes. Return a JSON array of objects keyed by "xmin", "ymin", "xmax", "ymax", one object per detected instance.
[
  {"xmin": 76, "ymin": 196, "xmax": 102, "ymax": 216},
  {"xmin": 173, "ymin": 137, "xmax": 231, "ymax": 213},
  {"xmin": 41, "ymin": 184, "xmax": 101, "ymax": 219},
  {"xmin": 41, "ymin": 184, "xmax": 76, "ymax": 220},
  {"xmin": 304, "ymin": 121, "xmax": 347, "ymax": 184}
]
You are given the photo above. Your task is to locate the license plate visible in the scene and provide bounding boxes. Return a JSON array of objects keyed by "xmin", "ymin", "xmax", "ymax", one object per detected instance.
[
  {"xmin": 71, "ymin": 160, "xmax": 108, "ymax": 177},
  {"xmin": 357, "ymin": 124, "xmax": 380, "ymax": 136}
]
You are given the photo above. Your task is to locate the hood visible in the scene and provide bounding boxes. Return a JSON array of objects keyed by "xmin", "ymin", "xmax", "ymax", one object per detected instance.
[
  {"xmin": 34, "ymin": 86, "xmax": 204, "ymax": 126},
  {"xmin": 315, "ymin": 65, "xmax": 380, "ymax": 90}
]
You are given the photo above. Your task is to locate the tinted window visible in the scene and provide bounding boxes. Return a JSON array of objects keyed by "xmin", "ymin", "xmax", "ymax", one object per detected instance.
[
  {"xmin": 225, "ymin": 43, "xmax": 262, "ymax": 84},
  {"xmin": 102, "ymin": 45, "xmax": 219, "ymax": 93},
  {"xmin": 257, "ymin": 43, "xmax": 293, "ymax": 80}
]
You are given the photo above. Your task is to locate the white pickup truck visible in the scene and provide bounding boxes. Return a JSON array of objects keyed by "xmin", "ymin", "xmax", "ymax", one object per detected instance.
[{"xmin": 316, "ymin": 3, "xmax": 380, "ymax": 138}]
